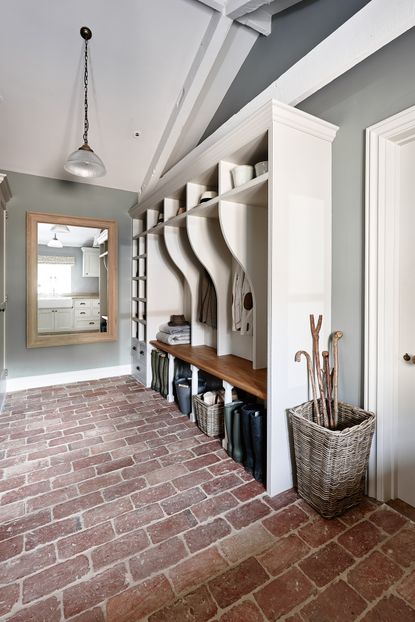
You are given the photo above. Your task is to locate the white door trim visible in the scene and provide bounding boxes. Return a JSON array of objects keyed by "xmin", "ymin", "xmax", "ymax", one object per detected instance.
[{"xmin": 365, "ymin": 104, "xmax": 415, "ymax": 501}]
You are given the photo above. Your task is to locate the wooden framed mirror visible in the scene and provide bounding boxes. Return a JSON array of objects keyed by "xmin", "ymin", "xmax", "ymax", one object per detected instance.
[{"xmin": 27, "ymin": 212, "xmax": 118, "ymax": 348}]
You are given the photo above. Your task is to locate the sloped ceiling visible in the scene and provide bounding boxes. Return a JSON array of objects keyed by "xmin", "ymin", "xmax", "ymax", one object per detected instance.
[{"xmin": 0, "ymin": 0, "xmax": 214, "ymax": 192}]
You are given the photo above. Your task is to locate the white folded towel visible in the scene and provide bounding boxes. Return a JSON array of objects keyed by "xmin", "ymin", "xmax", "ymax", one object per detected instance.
[
  {"xmin": 156, "ymin": 331, "xmax": 190, "ymax": 345},
  {"xmin": 159, "ymin": 323, "xmax": 190, "ymax": 335}
]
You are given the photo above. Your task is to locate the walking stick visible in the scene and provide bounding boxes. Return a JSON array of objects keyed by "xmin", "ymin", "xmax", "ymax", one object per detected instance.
[
  {"xmin": 295, "ymin": 350, "xmax": 321, "ymax": 426},
  {"xmin": 322, "ymin": 351, "xmax": 333, "ymax": 429},
  {"xmin": 332, "ymin": 331, "xmax": 343, "ymax": 428},
  {"xmin": 310, "ymin": 314, "xmax": 328, "ymax": 428}
]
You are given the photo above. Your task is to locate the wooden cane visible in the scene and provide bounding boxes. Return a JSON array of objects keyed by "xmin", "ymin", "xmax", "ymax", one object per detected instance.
[
  {"xmin": 332, "ymin": 331, "xmax": 343, "ymax": 428},
  {"xmin": 310, "ymin": 314, "xmax": 328, "ymax": 428},
  {"xmin": 295, "ymin": 350, "xmax": 321, "ymax": 425},
  {"xmin": 322, "ymin": 351, "xmax": 334, "ymax": 429}
]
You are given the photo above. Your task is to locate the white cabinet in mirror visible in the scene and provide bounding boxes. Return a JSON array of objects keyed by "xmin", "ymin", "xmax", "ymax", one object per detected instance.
[{"xmin": 27, "ymin": 213, "xmax": 117, "ymax": 348}]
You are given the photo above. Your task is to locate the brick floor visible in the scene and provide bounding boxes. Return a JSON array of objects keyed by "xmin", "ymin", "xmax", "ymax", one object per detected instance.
[{"xmin": 0, "ymin": 376, "xmax": 414, "ymax": 621}]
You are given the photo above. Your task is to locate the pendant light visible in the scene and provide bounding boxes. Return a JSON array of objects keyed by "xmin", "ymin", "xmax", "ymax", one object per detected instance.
[
  {"xmin": 47, "ymin": 234, "xmax": 64, "ymax": 248},
  {"xmin": 64, "ymin": 27, "xmax": 106, "ymax": 178},
  {"xmin": 51, "ymin": 224, "xmax": 70, "ymax": 233}
]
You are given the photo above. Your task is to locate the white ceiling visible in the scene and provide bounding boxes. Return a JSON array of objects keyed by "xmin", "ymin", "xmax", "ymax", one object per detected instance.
[
  {"xmin": 0, "ymin": 0, "xmax": 213, "ymax": 192},
  {"xmin": 38, "ymin": 223, "xmax": 102, "ymax": 247}
]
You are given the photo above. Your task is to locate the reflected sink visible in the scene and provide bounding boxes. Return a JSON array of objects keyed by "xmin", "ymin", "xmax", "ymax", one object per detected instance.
[{"xmin": 38, "ymin": 297, "xmax": 73, "ymax": 309}]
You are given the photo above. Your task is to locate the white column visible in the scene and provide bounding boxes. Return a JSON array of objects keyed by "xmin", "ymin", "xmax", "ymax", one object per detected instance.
[
  {"xmin": 222, "ymin": 380, "xmax": 234, "ymax": 450},
  {"xmin": 190, "ymin": 365, "xmax": 199, "ymax": 423},
  {"xmin": 167, "ymin": 354, "xmax": 175, "ymax": 403}
]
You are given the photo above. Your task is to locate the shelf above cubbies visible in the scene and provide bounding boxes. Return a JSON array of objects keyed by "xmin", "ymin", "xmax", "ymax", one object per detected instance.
[
  {"xmin": 222, "ymin": 173, "xmax": 268, "ymax": 208},
  {"xmin": 164, "ymin": 212, "xmax": 187, "ymax": 228},
  {"xmin": 188, "ymin": 196, "xmax": 219, "ymax": 218}
]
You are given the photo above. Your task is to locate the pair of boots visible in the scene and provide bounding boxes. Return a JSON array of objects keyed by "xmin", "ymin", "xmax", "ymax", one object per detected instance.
[
  {"xmin": 151, "ymin": 350, "xmax": 169, "ymax": 398},
  {"xmin": 224, "ymin": 402, "xmax": 266, "ymax": 484}
]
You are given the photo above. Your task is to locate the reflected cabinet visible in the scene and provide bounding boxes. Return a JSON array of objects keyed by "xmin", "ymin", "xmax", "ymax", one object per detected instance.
[{"xmin": 27, "ymin": 212, "xmax": 118, "ymax": 348}]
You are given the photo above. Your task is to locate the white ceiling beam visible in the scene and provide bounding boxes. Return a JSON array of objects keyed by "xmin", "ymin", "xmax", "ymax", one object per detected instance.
[
  {"xmin": 225, "ymin": 0, "xmax": 272, "ymax": 20},
  {"xmin": 236, "ymin": 8, "xmax": 272, "ymax": 35},
  {"xmin": 195, "ymin": 0, "xmax": 226, "ymax": 11},
  {"xmin": 140, "ymin": 13, "xmax": 236, "ymax": 198},
  {"xmin": 267, "ymin": 0, "xmax": 303, "ymax": 16}
]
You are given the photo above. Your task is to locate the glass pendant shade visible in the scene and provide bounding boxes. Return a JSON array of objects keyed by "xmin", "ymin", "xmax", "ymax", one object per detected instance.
[
  {"xmin": 47, "ymin": 234, "xmax": 63, "ymax": 248},
  {"xmin": 64, "ymin": 144, "xmax": 106, "ymax": 178},
  {"xmin": 51, "ymin": 224, "xmax": 70, "ymax": 233}
]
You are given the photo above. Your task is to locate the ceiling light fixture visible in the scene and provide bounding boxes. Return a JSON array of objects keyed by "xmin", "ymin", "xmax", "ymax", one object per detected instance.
[
  {"xmin": 47, "ymin": 234, "xmax": 64, "ymax": 248},
  {"xmin": 51, "ymin": 224, "xmax": 70, "ymax": 233},
  {"xmin": 64, "ymin": 27, "xmax": 106, "ymax": 178}
]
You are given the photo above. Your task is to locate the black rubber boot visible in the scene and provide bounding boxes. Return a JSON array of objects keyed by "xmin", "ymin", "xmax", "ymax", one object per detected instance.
[
  {"xmin": 241, "ymin": 403, "xmax": 256, "ymax": 475},
  {"xmin": 153, "ymin": 350, "xmax": 161, "ymax": 393},
  {"xmin": 250, "ymin": 408, "xmax": 266, "ymax": 484},
  {"xmin": 232, "ymin": 408, "xmax": 244, "ymax": 464},
  {"xmin": 224, "ymin": 401, "xmax": 243, "ymax": 458}
]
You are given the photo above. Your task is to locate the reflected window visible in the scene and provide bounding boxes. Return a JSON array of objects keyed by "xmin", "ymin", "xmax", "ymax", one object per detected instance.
[{"xmin": 38, "ymin": 264, "xmax": 72, "ymax": 296}]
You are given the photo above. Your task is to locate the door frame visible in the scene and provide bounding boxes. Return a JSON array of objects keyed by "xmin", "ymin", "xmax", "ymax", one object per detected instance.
[{"xmin": 365, "ymin": 105, "xmax": 415, "ymax": 501}]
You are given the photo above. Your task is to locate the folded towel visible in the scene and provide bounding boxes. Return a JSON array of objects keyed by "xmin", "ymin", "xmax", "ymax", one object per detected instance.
[
  {"xmin": 159, "ymin": 323, "xmax": 190, "ymax": 335},
  {"xmin": 156, "ymin": 331, "xmax": 190, "ymax": 345}
]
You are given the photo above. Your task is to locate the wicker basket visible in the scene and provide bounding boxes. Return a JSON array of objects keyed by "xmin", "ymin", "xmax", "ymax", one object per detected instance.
[
  {"xmin": 193, "ymin": 394, "xmax": 224, "ymax": 438},
  {"xmin": 289, "ymin": 400, "xmax": 376, "ymax": 518}
]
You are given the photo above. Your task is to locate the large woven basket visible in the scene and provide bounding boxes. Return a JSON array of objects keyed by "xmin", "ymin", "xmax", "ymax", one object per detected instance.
[
  {"xmin": 289, "ymin": 400, "xmax": 376, "ymax": 518},
  {"xmin": 193, "ymin": 394, "xmax": 224, "ymax": 438}
]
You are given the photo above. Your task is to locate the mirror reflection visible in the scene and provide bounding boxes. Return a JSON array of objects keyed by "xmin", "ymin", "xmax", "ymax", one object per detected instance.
[{"xmin": 37, "ymin": 223, "xmax": 109, "ymax": 335}]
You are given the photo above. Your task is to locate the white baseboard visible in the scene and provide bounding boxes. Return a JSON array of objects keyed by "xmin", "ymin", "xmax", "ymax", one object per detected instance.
[{"xmin": 7, "ymin": 364, "xmax": 131, "ymax": 393}]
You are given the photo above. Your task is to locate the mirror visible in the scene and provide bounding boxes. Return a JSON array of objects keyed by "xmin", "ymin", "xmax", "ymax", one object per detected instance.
[{"xmin": 27, "ymin": 212, "xmax": 118, "ymax": 348}]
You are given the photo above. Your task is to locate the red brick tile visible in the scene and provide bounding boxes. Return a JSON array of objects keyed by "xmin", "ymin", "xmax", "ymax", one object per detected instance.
[
  {"xmin": 113, "ymin": 503, "xmax": 164, "ymax": 535},
  {"xmin": 148, "ymin": 509, "xmax": 197, "ymax": 544},
  {"xmin": 146, "ymin": 464, "xmax": 188, "ymax": 486},
  {"xmin": 53, "ymin": 491, "xmax": 104, "ymax": 520},
  {"xmin": 338, "ymin": 520, "xmax": 385, "ymax": 557},
  {"xmin": 0, "ymin": 534, "xmax": 24, "ymax": 561},
  {"xmin": 201, "ymin": 473, "xmax": 242, "ymax": 496},
  {"xmin": 208, "ymin": 459, "xmax": 242, "ymax": 477},
  {"xmin": 63, "ymin": 563, "xmax": 128, "ymax": 618},
  {"xmin": 5, "ymin": 596, "xmax": 61, "ymax": 622},
  {"xmin": 361, "ymin": 595, "xmax": 415, "ymax": 622},
  {"xmin": 339, "ymin": 497, "xmax": 379, "ymax": 526},
  {"xmin": 170, "ymin": 546, "xmax": 228, "ymax": 595},
  {"xmin": 23, "ymin": 554, "xmax": 89, "ymax": 603},
  {"xmin": 0, "ymin": 509, "xmax": 51, "ymax": 541},
  {"xmin": 191, "ymin": 439, "xmax": 222, "ymax": 456},
  {"xmin": 132, "ymin": 482, "xmax": 175, "ymax": 507},
  {"xmin": 92, "ymin": 529, "xmax": 149, "ymax": 570},
  {"xmin": 52, "ymin": 467, "xmax": 96, "ymax": 489},
  {"xmin": 348, "ymin": 550, "xmax": 403, "ymax": 601},
  {"xmin": 78, "ymin": 472, "xmax": 122, "ymax": 495},
  {"xmin": 72, "ymin": 453, "xmax": 112, "ymax": 471},
  {"xmin": 101, "ymin": 477, "xmax": 146, "ymax": 503},
  {"xmin": 0, "ymin": 583, "xmax": 19, "ymax": 617},
  {"xmin": 149, "ymin": 585, "xmax": 218, "ymax": 622},
  {"xmin": 397, "ymin": 570, "xmax": 415, "ymax": 608},
  {"xmin": 382, "ymin": 525, "xmax": 415, "ymax": 567},
  {"xmin": 1, "ymin": 543, "xmax": 56, "ymax": 582},
  {"xmin": 27, "ymin": 462, "xmax": 71, "ymax": 484},
  {"xmin": 28, "ymin": 485, "xmax": 78, "ymax": 512},
  {"xmin": 160, "ymin": 487, "xmax": 206, "ymax": 515},
  {"xmin": 120, "ymin": 459, "xmax": 161, "ymax": 479},
  {"xmin": 220, "ymin": 523, "xmax": 274, "ymax": 564},
  {"xmin": 172, "ymin": 468, "xmax": 213, "ymax": 491},
  {"xmin": 226, "ymin": 499, "xmax": 271, "ymax": 529},
  {"xmin": 209, "ymin": 557, "xmax": 268, "ymax": 608},
  {"xmin": 95, "ymin": 456, "xmax": 134, "ymax": 475},
  {"xmin": 388, "ymin": 498, "xmax": 415, "ymax": 522},
  {"xmin": 255, "ymin": 567, "xmax": 315, "ymax": 619},
  {"xmin": 300, "ymin": 580, "xmax": 366, "ymax": 621},
  {"xmin": 185, "ymin": 517, "xmax": 232, "ymax": 553},
  {"xmin": 232, "ymin": 480, "xmax": 265, "ymax": 502},
  {"xmin": 85, "ymin": 497, "xmax": 134, "ymax": 528},
  {"xmin": 70, "ymin": 607, "xmax": 105, "ymax": 622},
  {"xmin": 57, "ymin": 522, "xmax": 115, "ymax": 559},
  {"xmin": 106, "ymin": 574, "xmax": 174, "ymax": 622},
  {"xmin": 259, "ymin": 533, "xmax": 311, "ymax": 576},
  {"xmin": 133, "ymin": 445, "xmax": 169, "ymax": 464},
  {"xmin": 192, "ymin": 492, "xmax": 238, "ymax": 522},
  {"xmin": 26, "ymin": 516, "xmax": 81, "ymax": 551},
  {"xmin": 299, "ymin": 541, "xmax": 354, "ymax": 587},
  {"xmin": 263, "ymin": 504, "xmax": 309, "ymax": 537},
  {"xmin": 129, "ymin": 536, "xmax": 187, "ymax": 582},
  {"xmin": 0, "ymin": 500, "xmax": 25, "ymax": 522},
  {"xmin": 218, "ymin": 600, "xmax": 265, "ymax": 622},
  {"xmin": 183, "ymin": 454, "xmax": 220, "ymax": 471},
  {"xmin": 370, "ymin": 505, "xmax": 408, "ymax": 534},
  {"xmin": 0, "ymin": 474, "xmax": 25, "ymax": 494},
  {"xmin": 298, "ymin": 516, "xmax": 346, "ymax": 547},
  {"xmin": 1, "ymin": 480, "xmax": 50, "ymax": 505}
]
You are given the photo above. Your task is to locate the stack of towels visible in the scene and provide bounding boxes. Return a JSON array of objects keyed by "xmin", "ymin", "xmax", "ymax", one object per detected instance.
[{"xmin": 156, "ymin": 322, "xmax": 190, "ymax": 345}]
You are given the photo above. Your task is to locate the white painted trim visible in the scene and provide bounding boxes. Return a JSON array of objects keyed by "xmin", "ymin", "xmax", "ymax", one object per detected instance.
[
  {"xmin": 236, "ymin": 8, "xmax": 272, "ymax": 36},
  {"xmin": 7, "ymin": 365, "xmax": 131, "ymax": 393},
  {"xmin": 365, "ymin": 104, "xmax": 415, "ymax": 501}
]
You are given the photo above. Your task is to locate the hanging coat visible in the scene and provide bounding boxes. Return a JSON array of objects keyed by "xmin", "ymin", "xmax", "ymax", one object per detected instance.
[
  {"xmin": 232, "ymin": 264, "xmax": 253, "ymax": 336},
  {"xmin": 198, "ymin": 269, "xmax": 217, "ymax": 329}
]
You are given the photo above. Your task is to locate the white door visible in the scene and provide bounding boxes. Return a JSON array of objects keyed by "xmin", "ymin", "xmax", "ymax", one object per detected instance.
[
  {"xmin": 38, "ymin": 309, "xmax": 54, "ymax": 333},
  {"xmin": 55, "ymin": 308, "xmax": 74, "ymax": 332},
  {"xmin": 397, "ymin": 140, "xmax": 415, "ymax": 507}
]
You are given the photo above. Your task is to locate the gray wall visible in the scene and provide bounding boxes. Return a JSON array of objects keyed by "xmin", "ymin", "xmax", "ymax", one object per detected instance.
[
  {"xmin": 5, "ymin": 171, "xmax": 136, "ymax": 379},
  {"xmin": 205, "ymin": 4, "xmax": 415, "ymax": 406},
  {"xmin": 38, "ymin": 246, "xmax": 99, "ymax": 295}
]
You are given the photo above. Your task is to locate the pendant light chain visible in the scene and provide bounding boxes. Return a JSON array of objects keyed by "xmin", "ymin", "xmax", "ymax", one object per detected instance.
[{"xmin": 83, "ymin": 38, "xmax": 89, "ymax": 145}]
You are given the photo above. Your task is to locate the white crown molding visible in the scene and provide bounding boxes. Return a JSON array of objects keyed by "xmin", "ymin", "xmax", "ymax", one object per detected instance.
[
  {"xmin": 7, "ymin": 364, "xmax": 131, "ymax": 393},
  {"xmin": 365, "ymin": 105, "xmax": 415, "ymax": 501}
]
